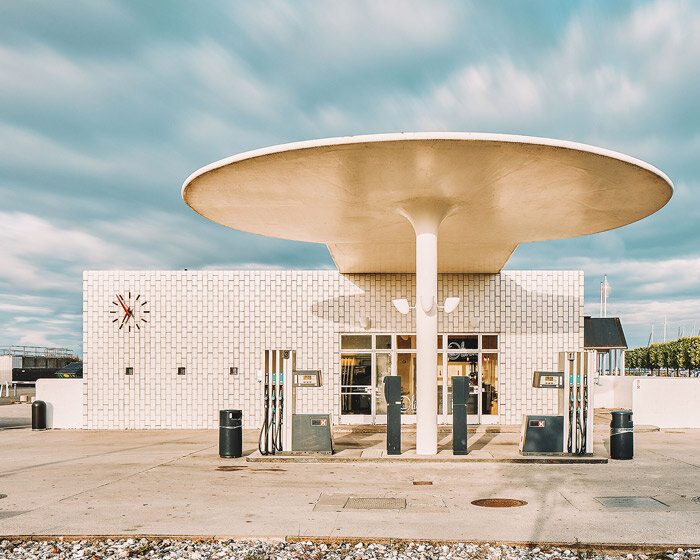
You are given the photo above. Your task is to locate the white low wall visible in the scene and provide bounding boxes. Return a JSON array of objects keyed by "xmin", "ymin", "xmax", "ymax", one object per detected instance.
[
  {"xmin": 35, "ymin": 378, "xmax": 84, "ymax": 429},
  {"xmin": 593, "ymin": 376, "xmax": 634, "ymax": 409},
  {"xmin": 632, "ymin": 377, "xmax": 700, "ymax": 428}
]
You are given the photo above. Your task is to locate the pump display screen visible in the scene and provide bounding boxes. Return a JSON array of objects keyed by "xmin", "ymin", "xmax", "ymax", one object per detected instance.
[
  {"xmin": 293, "ymin": 370, "xmax": 322, "ymax": 387},
  {"xmin": 533, "ymin": 371, "xmax": 564, "ymax": 388}
]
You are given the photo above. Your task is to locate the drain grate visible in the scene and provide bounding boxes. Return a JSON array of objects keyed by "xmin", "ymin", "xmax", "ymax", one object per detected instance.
[
  {"xmin": 344, "ymin": 497, "xmax": 406, "ymax": 510},
  {"xmin": 596, "ymin": 496, "xmax": 668, "ymax": 509},
  {"xmin": 413, "ymin": 481, "xmax": 433, "ymax": 486},
  {"xmin": 471, "ymin": 498, "xmax": 527, "ymax": 508}
]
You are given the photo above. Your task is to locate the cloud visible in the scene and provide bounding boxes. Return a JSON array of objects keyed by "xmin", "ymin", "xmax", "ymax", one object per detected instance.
[{"xmin": 1, "ymin": 0, "xmax": 699, "ymax": 353}]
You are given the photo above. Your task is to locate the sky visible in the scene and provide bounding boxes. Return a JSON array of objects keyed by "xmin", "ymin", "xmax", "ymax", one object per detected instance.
[{"xmin": 1, "ymin": 0, "xmax": 699, "ymax": 355}]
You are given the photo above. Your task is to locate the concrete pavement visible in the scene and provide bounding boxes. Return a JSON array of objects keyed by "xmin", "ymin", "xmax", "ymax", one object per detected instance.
[{"xmin": 1, "ymin": 404, "xmax": 699, "ymax": 546}]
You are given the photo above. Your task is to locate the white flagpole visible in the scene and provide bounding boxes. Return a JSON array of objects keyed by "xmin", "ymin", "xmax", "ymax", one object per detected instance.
[
  {"xmin": 664, "ymin": 316, "xmax": 667, "ymax": 343},
  {"xmin": 603, "ymin": 274, "xmax": 608, "ymax": 318}
]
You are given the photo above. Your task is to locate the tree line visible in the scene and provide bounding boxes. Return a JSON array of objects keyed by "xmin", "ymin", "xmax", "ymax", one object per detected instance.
[{"xmin": 625, "ymin": 337, "xmax": 700, "ymax": 374}]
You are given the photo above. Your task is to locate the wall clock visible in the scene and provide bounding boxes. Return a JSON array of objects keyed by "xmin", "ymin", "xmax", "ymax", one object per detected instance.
[{"xmin": 109, "ymin": 291, "xmax": 150, "ymax": 332}]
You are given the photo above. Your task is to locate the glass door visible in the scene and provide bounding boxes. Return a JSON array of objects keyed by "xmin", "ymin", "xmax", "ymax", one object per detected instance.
[
  {"xmin": 340, "ymin": 353, "xmax": 372, "ymax": 424},
  {"xmin": 373, "ymin": 353, "xmax": 391, "ymax": 423},
  {"xmin": 481, "ymin": 352, "xmax": 498, "ymax": 417},
  {"xmin": 446, "ymin": 335, "xmax": 481, "ymax": 424},
  {"xmin": 480, "ymin": 335, "xmax": 499, "ymax": 421}
]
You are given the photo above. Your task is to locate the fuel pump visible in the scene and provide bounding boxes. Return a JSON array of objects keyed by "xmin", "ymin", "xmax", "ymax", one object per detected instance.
[
  {"xmin": 559, "ymin": 351, "xmax": 594, "ymax": 455},
  {"xmin": 258, "ymin": 349, "xmax": 332, "ymax": 454},
  {"xmin": 520, "ymin": 351, "xmax": 594, "ymax": 455},
  {"xmin": 288, "ymin": 369, "xmax": 333, "ymax": 453},
  {"xmin": 258, "ymin": 349, "xmax": 295, "ymax": 455}
]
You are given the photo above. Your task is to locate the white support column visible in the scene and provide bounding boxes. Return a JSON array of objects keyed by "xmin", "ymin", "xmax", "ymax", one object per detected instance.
[
  {"xmin": 620, "ymin": 349, "xmax": 626, "ymax": 377},
  {"xmin": 401, "ymin": 201, "xmax": 450, "ymax": 456}
]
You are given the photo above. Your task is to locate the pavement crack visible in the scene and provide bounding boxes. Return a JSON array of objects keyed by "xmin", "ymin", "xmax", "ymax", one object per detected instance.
[
  {"xmin": 559, "ymin": 491, "xmax": 577, "ymax": 510},
  {"xmin": 57, "ymin": 444, "xmax": 216, "ymax": 503},
  {"xmin": 647, "ymin": 449, "xmax": 700, "ymax": 469}
]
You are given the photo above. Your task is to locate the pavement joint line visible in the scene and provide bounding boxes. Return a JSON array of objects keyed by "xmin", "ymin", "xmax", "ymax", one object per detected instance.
[
  {"xmin": 57, "ymin": 442, "xmax": 217, "ymax": 503},
  {"xmin": 558, "ymin": 491, "xmax": 577, "ymax": 510},
  {"xmin": 0, "ymin": 435, "xmax": 214, "ymax": 479},
  {"xmin": 1, "ymin": 535, "xmax": 698, "ymax": 553},
  {"xmin": 646, "ymin": 449, "xmax": 700, "ymax": 470}
]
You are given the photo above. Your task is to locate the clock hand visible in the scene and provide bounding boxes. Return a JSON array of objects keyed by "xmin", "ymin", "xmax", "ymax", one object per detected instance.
[{"xmin": 116, "ymin": 295, "xmax": 129, "ymax": 314}]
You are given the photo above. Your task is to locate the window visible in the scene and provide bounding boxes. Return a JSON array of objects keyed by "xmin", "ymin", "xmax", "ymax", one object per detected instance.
[
  {"xmin": 339, "ymin": 333, "xmax": 499, "ymax": 420},
  {"xmin": 341, "ymin": 335, "xmax": 372, "ymax": 349}
]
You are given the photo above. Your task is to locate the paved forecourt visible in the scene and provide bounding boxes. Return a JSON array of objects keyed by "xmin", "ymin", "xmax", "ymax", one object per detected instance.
[{"xmin": 1, "ymin": 405, "xmax": 699, "ymax": 545}]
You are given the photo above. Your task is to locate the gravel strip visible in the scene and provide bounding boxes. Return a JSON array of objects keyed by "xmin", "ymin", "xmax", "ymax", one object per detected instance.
[{"xmin": 0, "ymin": 539, "xmax": 698, "ymax": 560}]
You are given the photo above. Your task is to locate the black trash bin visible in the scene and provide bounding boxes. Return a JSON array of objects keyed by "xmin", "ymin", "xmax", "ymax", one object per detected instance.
[
  {"xmin": 32, "ymin": 400, "xmax": 47, "ymax": 430},
  {"xmin": 610, "ymin": 409, "xmax": 633, "ymax": 460},
  {"xmin": 219, "ymin": 409, "xmax": 242, "ymax": 458}
]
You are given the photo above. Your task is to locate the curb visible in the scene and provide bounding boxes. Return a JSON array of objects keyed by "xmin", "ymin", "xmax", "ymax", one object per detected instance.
[{"xmin": 0, "ymin": 535, "xmax": 697, "ymax": 553}]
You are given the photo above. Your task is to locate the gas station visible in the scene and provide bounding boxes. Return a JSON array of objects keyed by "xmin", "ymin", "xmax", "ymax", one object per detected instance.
[{"xmin": 82, "ymin": 132, "xmax": 672, "ymax": 458}]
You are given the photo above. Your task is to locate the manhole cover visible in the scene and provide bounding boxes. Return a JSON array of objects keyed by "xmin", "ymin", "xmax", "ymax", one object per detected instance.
[
  {"xmin": 344, "ymin": 497, "xmax": 406, "ymax": 510},
  {"xmin": 596, "ymin": 496, "xmax": 668, "ymax": 508},
  {"xmin": 471, "ymin": 498, "xmax": 527, "ymax": 508}
]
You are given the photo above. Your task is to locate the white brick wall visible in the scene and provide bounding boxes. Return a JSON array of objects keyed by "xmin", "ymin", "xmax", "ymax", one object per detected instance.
[{"xmin": 82, "ymin": 270, "xmax": 583, "ymax": 428}]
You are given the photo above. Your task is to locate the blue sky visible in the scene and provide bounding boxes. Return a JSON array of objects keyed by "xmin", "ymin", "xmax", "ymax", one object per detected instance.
[{"xmin": 1, "ymin": 0, "xmax": 699, "ymax": 354}]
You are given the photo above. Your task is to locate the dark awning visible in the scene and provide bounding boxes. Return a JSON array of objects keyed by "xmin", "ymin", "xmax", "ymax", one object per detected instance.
[{"xmin": 584, "ymin": 316, "xmax": 628, "ymax": 349}]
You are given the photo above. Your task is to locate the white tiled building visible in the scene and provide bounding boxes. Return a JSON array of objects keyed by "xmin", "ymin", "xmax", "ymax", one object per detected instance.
[{"xmin": 82, "ymin": 269, "xmax": 583, "ymax": 429}]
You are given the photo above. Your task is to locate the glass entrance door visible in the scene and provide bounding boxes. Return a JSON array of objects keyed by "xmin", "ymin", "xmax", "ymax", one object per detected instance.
[
  {"xmin": 340, "ymin": 353, "xmax": 372, "ymax": 424},
  {"xmin": 341, "ymin": 334, "xmax": 394, "ymax": 424},
  {"xmin": 445, "ymin": 336, "xmax": 481, "ymax": 424},
  {"xmin": 373, "ymin": 353, "xmax": 392, "ymax": 423}
]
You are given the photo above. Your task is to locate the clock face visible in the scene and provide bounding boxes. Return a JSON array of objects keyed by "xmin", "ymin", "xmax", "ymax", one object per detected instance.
[{"xmin": 109, "ymin": 291, "xmax": 150, "ymax": 332}]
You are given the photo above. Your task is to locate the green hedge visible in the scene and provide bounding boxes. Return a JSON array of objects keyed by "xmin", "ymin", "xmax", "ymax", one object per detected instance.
[{"xmin": 625, "ymin": 337, "xmax": 700, "ymax": 373}]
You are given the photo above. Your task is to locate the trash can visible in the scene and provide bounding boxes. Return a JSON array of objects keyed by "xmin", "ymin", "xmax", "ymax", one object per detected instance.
[
  {"xmin": 32, "ymin": 400, "xmax": 47, "ymax": 430},
  {"xmin": 610, "ymin": 409, "xmax": 633, "ymax": 460},
  {"xmin": 219, "ymin": 409, "xmax": 242, "ymax": 458}
]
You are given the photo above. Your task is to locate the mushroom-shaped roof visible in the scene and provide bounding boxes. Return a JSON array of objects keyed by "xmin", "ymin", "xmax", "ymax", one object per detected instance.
[{"xmin": 182, "ymin": 133, "xmax": 673, "ymax": 273}]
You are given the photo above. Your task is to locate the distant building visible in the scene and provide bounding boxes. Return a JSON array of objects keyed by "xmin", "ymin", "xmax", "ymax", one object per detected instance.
[
  {"xmin": 0, "ymin": 346, "xmax": 76, "ymax": 383},
  {"xmin": 583, "ymin": 317, "xmax": 628, "ymax": 375}
]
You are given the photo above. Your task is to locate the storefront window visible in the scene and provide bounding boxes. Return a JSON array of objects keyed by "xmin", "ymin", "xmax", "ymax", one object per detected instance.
[
  {"xmin": 374, "ymin": 353, "xmax": 392, "ymax": 415},
  {"xmin": 340, "ymin": 333, "xmax": 498, "ymax": 421},
  {"xmin": 437, "ymin": 352, "xmax": 445, "ymax": 412},
  {"xmin": 396, "ymin": 335, "xmax": 416, "ymax": 349},
  {"xmin": 396, "ymin": 353, "xmax": 416, "ymax": 413},
  {"xmin": 341, "ymin": 335, "xmax": 372, "ymax": 349},
  {"xmin": 482, "ymin": 335, "xmax": 498, "ymax": 350},
  {"xmin": 376, "ymin": 335, "xmax": 392, "ymax": 349},
  {"xmin": 447, "ymin": 335, "xmax": 478, "ymax": 359}
]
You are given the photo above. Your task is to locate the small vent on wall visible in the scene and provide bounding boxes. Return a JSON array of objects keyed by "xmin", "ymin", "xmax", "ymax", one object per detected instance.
[
  {"xmin": 125, "ymin": 367, "xmax": 134, "ymax": 375},
  {"xmin": 229, "ymin": 367, "xmax": 238, "ymax": 375},
  {"xmin": 177, "ymin": 367, "xmax": 186, "ymax": 375}
]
